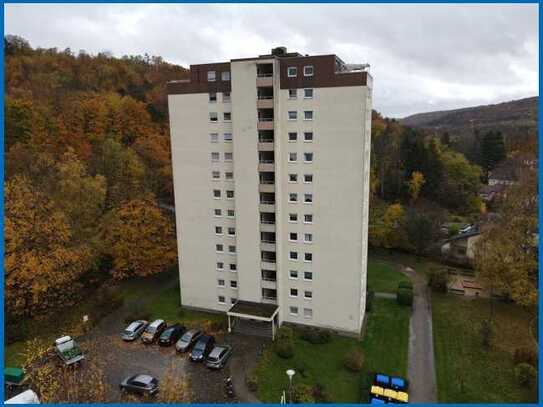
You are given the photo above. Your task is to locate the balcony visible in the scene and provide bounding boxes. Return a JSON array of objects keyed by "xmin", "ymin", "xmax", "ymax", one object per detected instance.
[
  {"xmin": 257, "ymin": 118, "xmax": 274, "ymax": 131},
  {"xmin": 260, "ymin": 213, "xmax": 276, "ymax": 232},
  {"xmin": 259, "ymin": 173, "xmax": 275, "ymax": 193},
  {"xmin": 261, "ymin": 278, "xmax": 277, "ymax": 290},
  {"xmin": 261, "ymin": 287, "xmax": 277, "ymax": 304}
]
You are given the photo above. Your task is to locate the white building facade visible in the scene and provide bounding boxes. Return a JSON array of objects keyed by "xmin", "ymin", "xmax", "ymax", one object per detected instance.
[{"xmin": 168, "ymin": 48, "xmax": 372, "ymax": 336}]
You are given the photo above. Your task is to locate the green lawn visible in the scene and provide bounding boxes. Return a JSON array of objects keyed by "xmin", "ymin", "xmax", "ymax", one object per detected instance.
[
  {"xmin": 432, "ymin": 293, "xmax": 537, "ymax": 403},
  {"xmin": 367, "ymin": 260, "xmax": 409, "ymax": 293},
  {"xmin": 255, "ymin": 298, "xmax": 411, "ymax": 403}
]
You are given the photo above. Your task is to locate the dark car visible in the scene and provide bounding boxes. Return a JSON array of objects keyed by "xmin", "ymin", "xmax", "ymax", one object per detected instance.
[
  {"xmin": 119, "ymin": 374, "xmax": 159, "ymax": 395},
  {"xmin": 205, "ymin": 345, "xmax": 232, "ymax": 369},
  {"xmin": 175, "ymin": 329, "xmax": 203, "ymax": 352},
  {"xmin": 141, "ymin": 319, "xmax": 167, "ymax": 344},
  {"xmin": 158, "ymin": 324, "xmax": 186, "ymax": 346},
  {"xmin": 190, "ymin": 335, "xmax": 215, "ymax": 362},
  {"xmin": 121, "ymin": 320, "xmax": 148, "ymax": 341}
]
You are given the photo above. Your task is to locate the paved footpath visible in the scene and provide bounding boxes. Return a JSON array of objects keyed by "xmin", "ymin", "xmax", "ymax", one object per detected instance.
[{"xmin": 401, "ymin": 266, "xmax": 438, "ymax": 403}]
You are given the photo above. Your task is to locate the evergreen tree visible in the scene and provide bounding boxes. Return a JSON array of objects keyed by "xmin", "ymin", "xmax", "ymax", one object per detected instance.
[{"xmin": 481, "ymin": 130, "xmax": 506, "ymax": 174}]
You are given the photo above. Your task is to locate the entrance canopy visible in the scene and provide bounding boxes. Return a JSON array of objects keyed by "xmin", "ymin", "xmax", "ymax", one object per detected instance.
[{"xmin": 226, "ymin": 300, "xmax": 280, "ymax": 339}]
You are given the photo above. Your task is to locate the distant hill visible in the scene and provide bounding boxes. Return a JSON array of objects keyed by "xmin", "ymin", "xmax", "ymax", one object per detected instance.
[{"xmin": 401, "ymin": 97, "xmax": 538, "ymax": 146}]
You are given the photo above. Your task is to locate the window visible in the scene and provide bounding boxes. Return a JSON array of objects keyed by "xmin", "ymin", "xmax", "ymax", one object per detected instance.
[
  {"xmin": 231, "ymin": 297, "xmax": 237, "ymax": 304},
  {"xmin": 304, "ymin": 152, "xmax": 314, "ymax": 163},
  {"xmin": 225, "ymin": 171, "xmax": 234, "ymax": 180},
  {"xmin": 289, "ymin": 270, "xmax": 299, "ymax": 279},
  {"xmin": 207, "ymin": 71, "xmax": 216, "ymax": 82},
  {"xmin": 224, "ymin": 133, "xmax": 232, "ymax": 142},
  {"xmin": 218, "ymin": 279, "xmax": 225, "ymax": 287},
  {"xmin": 289, "ymin": 306, "xmax": 299, "ymax": 316},
  {"xmin": 224, "ymin": 112, "xmax": 232, "ymax": 122},
  {"xmin": 289, "ymin": 174, "xmax": 298, "ymax": 183},
  {"xmin": 230, "ymin": 263, "xmax": 237, "ymax": 272},
  {"xmin": 211, "ymin": 152, "xmax": 220, "ymax": 161},
  {"xmin": 290, "ymin": 288, "xmax": 298, "ymax": 297},
  {"xmin": 304, "ymin": 174, "xmax": 313, "ymax": 183},
  {"xmin": 230, "ymin": 280, "xmax": 238, "ymax": 289},
  {"xmin": 303, "ymin": 308, "xmax": 313, "ymax": 319},
  {"xmin": 304, "ymin": 193, "xmax": 313, "ymax": 203},
  {"xmin": 288, "ymin": 132, "xmax": 297, "ymax": 142},
  {"xmin": 213, "ymin": 189, "xmax": 221, "ymax": 199},
  {"xmin": 304, "ymin": 290, "xmax": 312, "ymax": 299},
  {"xmin": 289, "ymin": 152, "xmax": 297, "ymax": 162},
  {"xmin": 216, "ymin": 262, "xmax": 224, "ymax": 270},
  {"xmin": 210, "ymin": 133, "xmax": 219, "ymax": 143},
  {"xmin": 304, "ymin": 252, "xmax": 313, "ymax": 262},
  {"xmin": 221, "ymin": 71, "xmax": 231, "ymax": 81},
  {"xmin": 209, "ymin": 112, "xmax": 218, "ymax": 122},
  {"xmin": 289, "ymin": 213, "xmax": 298, "ymax": 222},
  {"xmin": 304, "ymin": 111, "xmax": 314, "ymax": 121},
  {"xmin": 212, "ymin": 171, "xmax": 220, "ymax": 180},
  {"xmin": 226, "ymin": 190, "xmax": 235, "ymax": 199},
  {"xmin": 215, "ymin": 226, "xmax": 223, "ymax": 235},
  {"xmin": 228, "ymin": 245, "xmax": 236, "ymax": 254},
  {"xmin": 209, "ymin": 92, "xmax": 217, "ymax": 103},
  {"xmin": 304, "ymin": 88, "xmax": 314, "ymax": 99},
  {"xmin": 304, "ymin": 214, "xmax": 313, "ymax": 224},
  {"xmin": 303, "ymin": 65, "xmax": 314, "ymax": 77},
  {"xmin": 304, "ymin": 271, "xmax": 313, "ymax": 281},
  {"xmin": 290, "ymin": 251, "xmax": 298, "ymax": 260},
  {"xmin": 218, "ymin": 295, "xmax": 226, "ymax": 304},
  {"xmin": 223, "ymin": 92, "xmax": 231, "ymax": 102},
  {"xmin": 225, "ymin": 152, "xmax": 233, "ymax": 161},
  {"xmin": 227, "ymin": 209, "xmax": 235, "ymax": 218},
  {"xmin": 289, "ymin": 193, "xmax": 298, "ymax": 203},
  {"xmin": 288, "ymin": 111, "xmax": 297, "ymax": 121},
  {"xmin": 288, "ymin": 89, "xmax": 297, "ymax": 99},
  {"xmin": 216, "ymin": 244, "xmax": 224, "ymax": 253},
  {"xmin": 287, "ymin": 67, "xmax": 297, "ymax": 77},
  {"xmin": 214, "ymin": 209, "xmax": 222, "ymax": 217},
  {"xmin": 228, "ymin": 227, "xmax": 236, "ymax": 236},
  {"xmin": 289, "ymin": 232, "xmax": 298, "ymax": 242},
  {"xmin": 304, "ymin": 132, "xmax": 313, "ymax": 142},
  {"xmin": 304, "ymin": 233, "xmax": 313, "ymax": 243}
]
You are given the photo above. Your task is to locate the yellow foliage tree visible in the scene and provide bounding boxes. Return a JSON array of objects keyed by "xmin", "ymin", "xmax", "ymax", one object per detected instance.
[
  {"xmin": 100, "ymin": 199, "xmax": 177, "ymax": 279},
  {"xmin": 407, "ymin": 171, "xmax": 425, "ymax": 204}
]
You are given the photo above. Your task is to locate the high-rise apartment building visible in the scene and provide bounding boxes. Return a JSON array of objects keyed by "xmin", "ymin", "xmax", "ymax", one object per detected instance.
[{"xmin": 167, "ymin": 47, "xmax": 372, "ymax": 337}]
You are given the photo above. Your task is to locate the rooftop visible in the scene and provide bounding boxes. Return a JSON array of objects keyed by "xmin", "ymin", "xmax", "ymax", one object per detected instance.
[{"xmin": 227, "ymin": 300, "xmax": 279, "ymax": 319}]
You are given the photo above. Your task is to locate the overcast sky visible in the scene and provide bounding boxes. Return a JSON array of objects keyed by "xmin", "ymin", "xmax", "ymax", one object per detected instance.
[{"xmin": 4, "ymin": 4, "xmax": 539, "ymax": 117}]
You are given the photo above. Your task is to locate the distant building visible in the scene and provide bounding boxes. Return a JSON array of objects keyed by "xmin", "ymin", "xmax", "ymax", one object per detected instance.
[
  {"xmin": 441, "ymin": 230, "xmax": 481, "ymax": 266},
  {"xmin": 167, "ymin": 47, "xmax": 373, "ymax": 337},
  {"xmin": 479, "ymin": 183, "xmax": 506, "ymax": 202}
]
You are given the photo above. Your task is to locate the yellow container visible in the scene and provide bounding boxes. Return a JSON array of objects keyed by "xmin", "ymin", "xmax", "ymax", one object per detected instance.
[{"xmin": 370, "ymin": 385, "xmax": 384, "ymax": 396}]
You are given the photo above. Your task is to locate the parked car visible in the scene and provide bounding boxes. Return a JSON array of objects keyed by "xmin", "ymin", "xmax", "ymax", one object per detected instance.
[
  {"xmin": 205, "ymin": 345, "xmax": 232, "ymax": 369},
  {"xmin": 121, "ymin": 320, "xmax": 148, "ymax": 341},
  {"xmin": 190, "ymin": 335, "xmax": 215, "ymax": 362},
  {"xmin": 175, "ymin": 329, "xmax": 203, "ymax": 352},
  {"xmin": 141, "ymin": 319, "xmax": 167, "ymax": 344},
  {"xmin": 158, "ymin": 324, "xmax": 186, "ymax": 346},
  {"xmin": 459, "ymin": 224, "xmax": 473, "ymax": 234},
  {"xmin": 54, "ymin": 336, "xmax": 84, "ymax": 365},
  {"xmin": 120, "ymin": 374, "xmax": 159, "ymax": 396}
]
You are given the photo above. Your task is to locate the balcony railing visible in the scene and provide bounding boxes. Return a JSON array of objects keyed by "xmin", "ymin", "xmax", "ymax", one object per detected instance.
[
  {"xmin": 257, "ymin": 95, "xmax": 273, "ymax": 100},
  {"xmin": 260, "ymin": 200, "xmax": 275, "ymax": 205},
  {"xmin": 260, "ymin": 220, "xmax": 276, "ymax": 225},
  {"xmin": 259, "ymin": 179, "xmax": 275, "ymax": 184},
  {"xmin": 258, "ymin": 138, "xmax": 274, "ymax": 143},
  {"xmin": 262, "ymin": 277, "xmax": 277, "ymax": 282},
  {"xmin": 257, "ymin": 73, "xmax": 273, "ymax": 78},
  {"xmin": 258, "ymin": 117, "xmax": 273, "ymax": 122},
  {"xmin": 261, "ymin": 239, "xmax": 276, "ymax": 244},
  {"xmin": 261, "ymin": 258, "xmax": 276, "ymax": 263},
  {"xmin": 259, "ymin": 160, "xmax": 274, "ymax": 164}
]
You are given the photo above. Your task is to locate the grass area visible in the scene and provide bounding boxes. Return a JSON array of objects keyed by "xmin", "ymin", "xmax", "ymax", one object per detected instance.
[
  {"xmin": 367, "ymin": 260, "xmax": 409, "ymax": 293},
  {"xmin": 255, "ymin": 298, "xmax": 411, "ymax": 403},
  {"xmin": 432, "ymin": 293, "xmax": 537, "ymax": 403}
]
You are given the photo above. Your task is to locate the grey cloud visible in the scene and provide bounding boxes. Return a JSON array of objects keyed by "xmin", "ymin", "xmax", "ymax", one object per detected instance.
[{"xmin": 5, "ymin": 3, "xmax": 538, "ymax": 117}]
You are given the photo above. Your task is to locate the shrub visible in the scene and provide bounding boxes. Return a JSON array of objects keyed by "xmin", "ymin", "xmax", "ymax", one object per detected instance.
[
  {"xmin": 448, "ymin": 224, "xmax": 460, "ymax": 237},
  {"xmin": 515, "ymin": 363, "xmax": 537, "ymax": 388},
  {"xmin": 480, "ymin": 320, "xmax": 495, "ymax": 348},
  {"xmin": 300, "ymin": 328, "xmax": 332, "ymax": 344},
  {"xmin": 245, "ymin": 371, "xmax": 258, "ymax": 392},
  {"xmin": 312, "ymin": 382, "xmax": 330, "ymax": 402},
  {"xmin": 359, "ymin": 372, "xmax": 373, "ymax": 403},
  {"xmin": 276, "ymin": 326, "xmax": 295, "ymax": 342},
  {"xmin": 398, "ymin": 280, "xmax": 413, "ymax": 290},
  {"xmin": 275, "ymin": 340, "xmax": 294, "ymax": 359},
  {"xmin": 366, "ymin": 290, "xmax": 375, "ymax": 312},
  {"xmin": 514, "ymin": 347, "xmax": 538, "ymax": 367},
  {"xmin": 396, "ymin": 288, "xmax": 413, "ymax": 306},
  {"xmin": 291, "ymin": 383, "xmax": 315, "ymax": 403},
  {"xmin": 428, "ymin": 268, "xmax": 449, "ymax": 293},
  {"xmin": 343, "ymin": 348, "xmax": 364, "ymax": 372}
]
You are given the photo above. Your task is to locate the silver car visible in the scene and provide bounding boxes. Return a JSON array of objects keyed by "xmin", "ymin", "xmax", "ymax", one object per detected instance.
[
  {"xmin": 175, "ymin": 329, "xmax": 203, "ymax": 352},
  {"xmin": 121, "ymin": 320, "xmax": 148, "ymax": 341},
  {"xmin": 205, "ymin": 345, "xmax": 232, "ymax": 369}
]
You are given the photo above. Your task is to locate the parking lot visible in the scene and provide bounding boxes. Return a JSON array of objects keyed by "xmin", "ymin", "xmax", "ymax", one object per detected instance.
[{"xmin": 83, "ymin": 306, "xmax": 268, "ymax": 403}]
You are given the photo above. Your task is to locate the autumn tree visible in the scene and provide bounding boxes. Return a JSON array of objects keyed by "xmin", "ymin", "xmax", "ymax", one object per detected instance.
[
  {"xmin": 99, "ymin": 199, "xmax": 177, "ymax": 279},
  {"xmin": 407, "ymin": 171, "xmax": 425, "ymax": 204},
  {"xmin": 474, "ymin": 170, "xmax": 538, "ymax": 307},
  {"xmin": 5, "ymin": 176, "xmax": 91, "ymax": 319}
]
